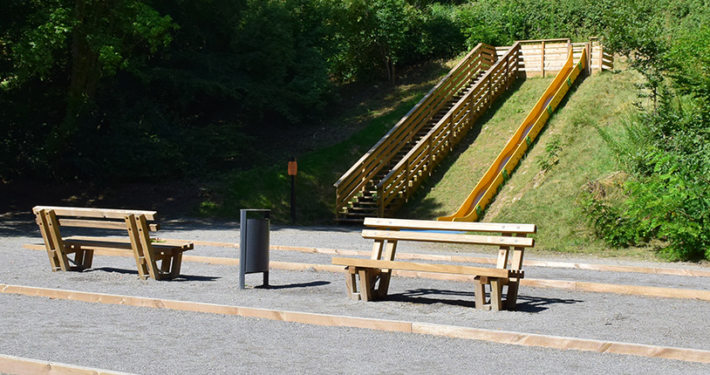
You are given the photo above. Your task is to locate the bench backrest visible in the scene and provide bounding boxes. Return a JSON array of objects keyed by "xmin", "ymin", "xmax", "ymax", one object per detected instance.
[
  {"xmin": 32, "ymin": 206, "xmax": 161, "ymax": 259},
  {"xmin": 32, "ymin": 206, "xmax": 160, "ymax": 232},
  {"xmin": 362, "ymin": 218, "xmax": 535, "ymax": 272}
]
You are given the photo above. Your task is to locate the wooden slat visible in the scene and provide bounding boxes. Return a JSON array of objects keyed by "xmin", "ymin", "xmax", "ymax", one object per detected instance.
[
  {"xmin": 44, "ymin": 210, "xmax": 70, "ymax": 271},
  {"xmin": 58, "ymin": 219, "xmax": 160, "ymax": 231},
  {"xmin": 32, "ymin": 206, "xmax": 158, "ymax": 221},
  {"xmin": 35, "ymin": 209, "xmax": 61, "ymax": 271},
  {"xmin": 364, "ymin": 218, "xmax": 536, "ymax": 234},
  {"xmin": 64, "ymin": 236, "xmax": 192, "ymax": 250},
  {"xmin": 134, "ymin": 215, "xmax": 159, "ymax": 279},
  {"xmin": 332, "ymin": 257, "xmax": 515, "ymax": 278},
  {"xmin": 361, "ymin": 230, "xmax": 534, "ymax": 248},
  {"xmin": 61, "ymin": 239, "xmax": 188, "ymax": 255}
]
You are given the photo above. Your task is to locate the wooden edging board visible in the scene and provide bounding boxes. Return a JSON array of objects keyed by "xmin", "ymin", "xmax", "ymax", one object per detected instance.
[
  {"xmin": 21, "ymin": 244, "xmax": 710, "ymax": 301},
  {"xmin": 149, "ymin": 240, "xmax": 710, "ymax": 278},
  {"xmin": 2, "ymin": 284, "xmax": 709, "ymax": 364},
  {"xmin": 0, "ymin": 353, "xmax": 135, "ymax": 375},
  {"xmin": 28, "ymin": 239, "xmax": 710, "ymax": 278}
]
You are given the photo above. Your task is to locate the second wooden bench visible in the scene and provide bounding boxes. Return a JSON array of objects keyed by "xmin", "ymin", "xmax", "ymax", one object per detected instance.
[
  {"xmin": 27, "ymin": 206, "xmax": 194, "ymax": 280},
  {"xmin": 332, "ymin": 218, "xmax": 536, "ymax": 311}
]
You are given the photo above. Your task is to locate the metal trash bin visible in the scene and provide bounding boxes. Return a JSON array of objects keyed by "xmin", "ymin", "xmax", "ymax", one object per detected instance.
[{"xmin": 239, "ymin": 209, "xmax": 270, "ymax": 289}]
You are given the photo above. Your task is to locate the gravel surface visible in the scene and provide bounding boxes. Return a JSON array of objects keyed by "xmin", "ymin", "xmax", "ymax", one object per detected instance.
[{"xmin": 2, "ymin": 216, "xmax": 710, "ymax": 374}]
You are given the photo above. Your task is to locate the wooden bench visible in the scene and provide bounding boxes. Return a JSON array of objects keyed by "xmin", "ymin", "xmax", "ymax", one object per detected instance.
[
  {"xmin": 29, "ymin": 206, "xmax": 194, "ymax": 280},
  {"xmin": 331, "ymin": 218, "xmax": 536, "ymax": 311}
]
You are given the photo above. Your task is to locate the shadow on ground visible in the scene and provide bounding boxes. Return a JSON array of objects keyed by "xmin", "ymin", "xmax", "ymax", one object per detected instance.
[{"xmin": 387, "ymin": 287, "xmax": 582, "ymax": 312}]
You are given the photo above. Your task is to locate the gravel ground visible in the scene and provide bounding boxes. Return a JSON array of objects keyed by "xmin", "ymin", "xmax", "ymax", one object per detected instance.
[{"xmin": 2, "ymin": 216, "xmax": 710, "ymax": 374}]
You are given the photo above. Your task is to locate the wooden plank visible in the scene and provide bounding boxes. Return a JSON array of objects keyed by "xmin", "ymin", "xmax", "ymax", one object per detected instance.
[
  {"xmin": 4, "ymin": 284, "xmax": 710, "ymax": 364},
  {"xmin": 20, "ymin": 244, "xmax": 710, "ymax": 301},
  {"xmin": 364, "ymin": 218, "xmax": 536, "ymax": 234},
  {"xmin": 370, "ymin": 239, "xmax": 385, "ymax": 260},
  {"xmin": 412, "ymin": 323, "xmax": 710, "ymax": 364},
  {"xmin": 134, "ymin": 215, "xmax": 160, "ymax": 280},
  {"xmin": 490, "ymin": 278, "xmax": 502, "ymax": 311},
  {"xmin": 59, "ymin": 219, "xmax": 160, "ymax": 231},
  {"xmin": 376, "ymin": 240, "xmax": 399, "ymax": 298},
  {"xmin": 32, "ymin": 206, "xmax": 158, "ymax": 221},
  {"xmin": 358, "ymin": 269, "xmax": 372, "ymax": 301},
  {"xmin": 35, "ymin": 210, "xmax": 61, "ymax": 271},
  {"xmin": 332, "ymin": 257, "xmax": 514, "ymax": 278},
  {"xmin": 0, "ymin": 284, "xmax": 413, "ymax": 333},
  {"xmin": 125, "ymin": 214, "xmax": 149, "ymax": 279},
  {"xmin": 362, "ymin": 230, "xmax": 534, "ymax": 248},
  {"xmin": 64, "ymin": 236, "xmax": 192, "ymax": 250},
  {"xmin": 0, "ymin": 353, "xmax": 136, "ymax": 375},
  {"xmin": 44, "ymin": 210, "xmax": 70, "ymax": 271}
]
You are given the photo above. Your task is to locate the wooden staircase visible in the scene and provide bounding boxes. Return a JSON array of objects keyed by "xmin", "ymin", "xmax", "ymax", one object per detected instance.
[
  {"xmin": 334, "ymin": 43, "xmax": 522, "ymax": 223},
  {"xmin": 337, "ymin": 72, "xmax": 487, "ymax": 222}
]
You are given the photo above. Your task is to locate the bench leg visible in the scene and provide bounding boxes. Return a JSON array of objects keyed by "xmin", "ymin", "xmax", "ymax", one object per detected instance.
[
  {"xmin": 71, "ymin": 246, "xmax": 94, "ymax": 270},
  {"xmin": 506, "ymin": 279, "xmax": 520, "ymax": 310},
  {"xmin": 375, "ymin": 270, "xmax": 392, "ymax": 299},
  {"xmin": 474, "ymin": 279, "xmax": 486, "ymax": 310},
  {"xmin": 169, "ymin": 252, "xmax": 183, "ymax": 279},
  {"xmin": 359, "ymin": 269, "xmax": 373, "ymax": 301},
  {"xmin": 345, "ymin": 267, "xmax": 360, "ymax": 300},
  {"xmin": 160, "ymin": 255, "xmax": 172, "ymax": 274},
  {"xmin": 490, "ymin": 279, "xmax": 503, "ymax": 311}
]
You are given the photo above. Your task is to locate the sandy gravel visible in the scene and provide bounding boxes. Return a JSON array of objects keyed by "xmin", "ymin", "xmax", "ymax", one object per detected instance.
[{"xmin": 1, "ymin": 215, "xmax": 710, "ymax": 374}]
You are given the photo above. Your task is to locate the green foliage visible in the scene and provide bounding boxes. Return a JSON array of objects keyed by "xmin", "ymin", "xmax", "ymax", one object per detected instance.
[
  {"xmin": 536, "ymin": 135, "xmax": 562, "ymax": 173},
  {"xmin": 587, "ymin": 96, "xmax": 710, "ymax": 260},
  {"xmin": 579, "ymin": 193, "xmax": 643, "ymax": 248}
]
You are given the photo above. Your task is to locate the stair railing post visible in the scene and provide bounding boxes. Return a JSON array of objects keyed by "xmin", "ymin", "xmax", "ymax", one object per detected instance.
[
  {"xmin": 504, "ymin": 54, "xmax": 510, "ymax": 91},
  {"xmin": 378, "ymin": 185, "xmax": 385, "ymax": 217},
  {"xmin": 405, "ymin": 156, "xmax": 411, "ymax": 201},
  {"xmin": 487, "ymin": 74, "xmax": 492, "ymax": 108},
  {"xmin": 445, "ymin": 114, "xmax": 453, "ymax": 151},
  {"xmin": 540, "ymin": 40, "xmax": 545, "ymax": 78},
  {"xmin": 427, "ymin": 135, "xmax": 433, "ymax": 177}
]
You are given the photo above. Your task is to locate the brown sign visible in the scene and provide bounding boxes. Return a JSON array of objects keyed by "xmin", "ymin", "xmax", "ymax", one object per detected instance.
[{"xmin": 288, "ymin": 161, "xmax": 297, "ymax": 176}]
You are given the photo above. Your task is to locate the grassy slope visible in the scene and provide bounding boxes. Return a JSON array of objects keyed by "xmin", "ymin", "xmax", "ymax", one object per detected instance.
[
  {"xmin": 198, "ymin": 60, "xmax": 455, "ymax": 224},
  {"xmin": 399, "ymin": 76, "xmax": 554, "ymax": 219},
  {"xmin": 482, "ymin": 67, "xmax": 645, "ymax": 256}
]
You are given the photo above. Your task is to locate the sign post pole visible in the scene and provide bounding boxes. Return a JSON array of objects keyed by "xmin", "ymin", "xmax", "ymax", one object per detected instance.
[{"xmin": 288, "ymin": 158, "xmax": 297, "ymax": 223}]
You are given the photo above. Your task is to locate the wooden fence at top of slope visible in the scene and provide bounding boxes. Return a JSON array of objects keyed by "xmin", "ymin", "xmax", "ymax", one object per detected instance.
[{"xmin": 334, "ymin": 38, "xmax": 613, "ymax": 222}]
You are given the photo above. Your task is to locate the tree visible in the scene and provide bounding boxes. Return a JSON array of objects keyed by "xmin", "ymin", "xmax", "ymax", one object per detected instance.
[{"xmin": 6, "ymin": 0, "xmax": 176, "ymax": 155}]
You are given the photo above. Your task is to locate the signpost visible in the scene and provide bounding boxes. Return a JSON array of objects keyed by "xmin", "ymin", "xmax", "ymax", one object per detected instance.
[{"xmin": 288, "ymin": 158, "xmax": 297, "ymax": 223}]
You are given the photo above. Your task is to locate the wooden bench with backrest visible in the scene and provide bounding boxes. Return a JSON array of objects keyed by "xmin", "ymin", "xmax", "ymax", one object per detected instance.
[
  {"xmin": 331, "ymin": 218, "xmax": 536, "ymax": 311},
  {"xmin": 29, "ymin": 206, "xmax": 193, "ymax": 280}
]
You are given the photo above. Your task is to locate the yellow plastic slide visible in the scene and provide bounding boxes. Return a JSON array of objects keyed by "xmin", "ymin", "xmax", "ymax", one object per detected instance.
[{"xmin": 438, "ymin": 46, "xmax": 588, "ymax": 222}]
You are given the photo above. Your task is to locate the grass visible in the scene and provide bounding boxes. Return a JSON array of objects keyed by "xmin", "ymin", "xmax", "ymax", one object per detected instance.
[
  {"xmin": 479, "ymin": 67, "xmax": 650, "ymax": 257},
  {"xmin": 199, "ymin": 55, "xmax": 661, "ymax": 260},
  {"xmin": 398, "ymin": 76, "xmax": 555, "ymax": 219}
]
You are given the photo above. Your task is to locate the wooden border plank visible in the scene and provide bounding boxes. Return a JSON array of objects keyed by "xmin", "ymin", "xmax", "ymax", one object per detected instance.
[
  {"xmin": 2, "ymin": 284, "xmax": 709, "ymax": 364},
  {"xmin": 19, "ymin": 246, "xmax": 710, "ymax": 301},
  {"xmin": 0, "ymin": 284, "xmax": 412, "ymax": 333},
  {"xmin": 0, "ymin": 354, "xmax": 135, "ymax": 375},
  {"xmin": 412, "ymin": 323, "xmax": 710, "ymax": 364}
]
